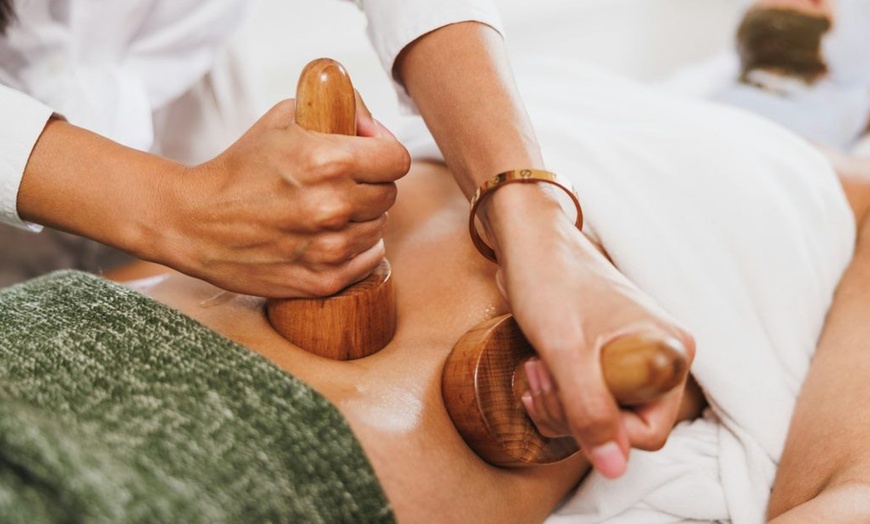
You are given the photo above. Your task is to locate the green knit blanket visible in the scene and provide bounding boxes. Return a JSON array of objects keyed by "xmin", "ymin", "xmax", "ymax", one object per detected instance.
[{"xmin": 0, "ymin": 271, "xmax": 394, "ymax": 523}]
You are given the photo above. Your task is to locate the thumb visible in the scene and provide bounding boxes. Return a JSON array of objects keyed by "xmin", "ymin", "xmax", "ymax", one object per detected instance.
[
  {"xmin": 354, "ymin": 90, "xmax": 397, "ymax": 140},
  {"xmin": 252, "ymin": 99, "xmax": 298, "ymax": 131}
]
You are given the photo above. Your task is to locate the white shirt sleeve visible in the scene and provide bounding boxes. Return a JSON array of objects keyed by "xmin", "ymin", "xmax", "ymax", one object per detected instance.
[
  {"xmin": 344, "ymin": 0, "xmax": 505, "ymax": 110},
  {"xmin": 0, "ymin": 84, "xmax": 53, "ymax": 230}
]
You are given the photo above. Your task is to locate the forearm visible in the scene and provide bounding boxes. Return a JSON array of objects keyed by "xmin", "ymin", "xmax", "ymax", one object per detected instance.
[
  {"xmin": 396, "ymin": 21, "xmax": 542, "ymax": 195},
  {"xmin": 395, "ymin": 21, "xmax": 694, "ymax": 477},
  {"xmin": 17, "ymin": 98, "xmax": 409, "ymax": 298},
  {"xmin": 395, "ymin": 21, "xmax": 588, "ymax": 260},
  {"xmin": 18, "ymin": 118, "xmax": 182, "ymax": 259},
  {"xmin": 767, "ymin": 218, "xmax": 870, "ymax": 520}
]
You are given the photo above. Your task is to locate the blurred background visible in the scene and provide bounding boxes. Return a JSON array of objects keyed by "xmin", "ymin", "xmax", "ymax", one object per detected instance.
[{"xmin": 236, "ymin": 0, "xmax": 742, "ymax": 131}]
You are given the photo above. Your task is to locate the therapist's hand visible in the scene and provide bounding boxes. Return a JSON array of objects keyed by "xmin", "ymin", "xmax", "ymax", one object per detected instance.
[
  {"xmin": 18, "ymin": 95, "xmax": 409, "ymax": 299},
  {"xmin": 153, "ymin": 97, "xmax": 410, "ymax": 298},
  {"xmin": 482, "ymin": 184, "xmax": 695, "ymax": 478}
]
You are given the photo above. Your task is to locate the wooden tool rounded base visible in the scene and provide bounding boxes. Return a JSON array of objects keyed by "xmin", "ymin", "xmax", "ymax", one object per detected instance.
[
  {"xmin": 442, "ymin": 314, "xmax": 689, "ymax": 467},
  {"xmin": 266, "ymin": 259, "xmax": 396, "ymax": 360}
]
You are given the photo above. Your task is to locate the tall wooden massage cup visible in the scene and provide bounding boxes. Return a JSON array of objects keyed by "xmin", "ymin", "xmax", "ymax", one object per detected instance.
[
  {"xmin": 265, "ymin": 58, "xmax": 396, "ymax": 360},
  {"xmin": 443, "ymin": 314, "xmax": 689, "ymax": 467}
]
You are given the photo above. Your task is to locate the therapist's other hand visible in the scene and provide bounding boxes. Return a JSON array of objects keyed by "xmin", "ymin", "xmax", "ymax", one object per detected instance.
[
  {"xmin": 153, "ymin": 98, "xmax": 410, "ymax": 298},
  {"xmin": 483, "ymin": 184, "xmax": 695, "ymax": 479}
]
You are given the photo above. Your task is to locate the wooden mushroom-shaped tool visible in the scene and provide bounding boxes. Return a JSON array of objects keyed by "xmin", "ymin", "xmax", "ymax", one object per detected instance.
[
  {"xmin": 265, "ymin": 58, "xmax": 397, "ymax": 361},
  {"xmin": 442, "ymin": 314, "xmax": 689, "ymax": 467}
]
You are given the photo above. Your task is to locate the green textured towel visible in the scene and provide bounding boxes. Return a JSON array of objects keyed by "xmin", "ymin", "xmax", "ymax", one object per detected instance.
[{"xmin": 0, "ymin": 271, "xmax": 394, "ymax": 523}]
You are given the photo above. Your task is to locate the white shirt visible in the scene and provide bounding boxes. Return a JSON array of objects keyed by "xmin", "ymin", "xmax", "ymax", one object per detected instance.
[{"xmin": 0, "ymin": 0, "xmax": 503, "ymax": 228}]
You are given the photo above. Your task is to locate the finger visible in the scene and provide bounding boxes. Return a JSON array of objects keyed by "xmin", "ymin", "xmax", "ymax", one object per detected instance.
[
  {"xmin": 320, "ymin": 133, "xmax": 410, "ymax": 184},
  {"xmin": 524, "ymin": 360, "xmax": 570, "ymax": 438},
  {"xmin": 619, "ymin": 332, "xmax": 697, "ymax": 450},
  {"xmin": 354, "ymin": 90, "xmax": 399, "ymax": 140},
  {"xmin": 354, "ymin": 90, "xmax": 377, "ymax": 137},
  {"xmin": 277, "ymin": 124, "xmax": 408, "ymax": 186},
  {"xmin": 276, "ymin": 238, "xmax": 386, "ymax": 298},
  {"xmin": 262, "ymin": 181, "xmax": 388, "ymax": 235},
  {"xmin": 347, "ymin": 182, "xmax": 398, "ymax": 223},
  {"xmin": 301, "ymin": 215, "xmax": 388, "ymax": 266},
  {"xmin": 334, "ymin": 237, "xmax": 387, "ymax": 288},
  {"xmin": 524, "ymin": 361, "xmax": 557, "ymax": 436},
  {"xmin": 620, "ymin": 385, "xmax": 686, "ymax": 451},
  {"xmin": 540, "ymin": 338, "xmax": 629, "ymax": 478},
  {"xmin": 535, "ymin": 361, "xmax": 570, "ymax": 436},
  {"xmin": 523, "ymin": 392, "xmax": 567, "ymax": 438},
  {"xmin": 258, "ymin": 99, "xmax": 297, "ymax": 130}
]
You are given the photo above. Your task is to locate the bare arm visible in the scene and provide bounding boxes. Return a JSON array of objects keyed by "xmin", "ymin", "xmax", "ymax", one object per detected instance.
[
  {"xmin": 395, "ymin": 21, "xmax": 695, "ymax": 477},
  {"xmin": 767, "ymin": 214, "xmax": 870, "ymax": 522},
  {"xmin": 18, "ymin": 99, "xmax": 409, "ymax": 298}
]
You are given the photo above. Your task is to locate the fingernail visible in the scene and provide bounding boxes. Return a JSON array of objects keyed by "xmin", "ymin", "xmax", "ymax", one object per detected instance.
[{"xmin": 589, "ymin": 441, "xmax": 627, "ymax": 479}]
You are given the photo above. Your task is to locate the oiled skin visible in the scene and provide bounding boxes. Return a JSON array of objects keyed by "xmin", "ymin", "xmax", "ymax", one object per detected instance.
[{"xmin": 137, "ymin": 162, "xmax": 701, "ymax": 523}]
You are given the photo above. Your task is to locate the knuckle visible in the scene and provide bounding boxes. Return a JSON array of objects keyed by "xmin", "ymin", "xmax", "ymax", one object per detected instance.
[
  {"xmin": 271, "ymin": 99, "xmax": 295, "ymax": 121},
  {"xmin": 311, "ymin": 199, "xmax": 353, "ymax": 230},
  {"xmin": 307, "ymin": 145, "xmax": 354, "ymax": 180},
  {"xmin": 317, "ymin": 236, "xmax": 353, "ymax": 264}
]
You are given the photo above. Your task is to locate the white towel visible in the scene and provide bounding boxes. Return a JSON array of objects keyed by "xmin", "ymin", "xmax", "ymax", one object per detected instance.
[
  {"xmin": 401, "ymin": 58, "xmax": 855, "ymax": 523},
  {"xmin": 524, "ymin": 59, "xmax": 854, "ymax": 524}
]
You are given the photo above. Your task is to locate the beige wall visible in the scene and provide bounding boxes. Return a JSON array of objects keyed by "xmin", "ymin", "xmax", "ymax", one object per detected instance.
[{"xmin": 238, "ymin": 0, "xmax": 741, "ymax": 130}]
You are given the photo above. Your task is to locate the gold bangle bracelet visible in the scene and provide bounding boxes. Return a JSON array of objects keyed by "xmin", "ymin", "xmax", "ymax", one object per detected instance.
[{"xmin": 468, "ymin": 169, "xmax": 583, "ymax": 263}]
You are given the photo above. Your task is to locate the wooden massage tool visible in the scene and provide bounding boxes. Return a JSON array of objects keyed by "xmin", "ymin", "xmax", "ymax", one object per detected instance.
[
  {"xmin": 442, "ymin": 315, "xmax": 689, "ymax": 467},
  {"xmin": 268, "ymin": 59, "xmax": 689, "ymax": 468},
  {"xmin": 265, "ymin": 58, "xmax": 396, "ymax": 361}
]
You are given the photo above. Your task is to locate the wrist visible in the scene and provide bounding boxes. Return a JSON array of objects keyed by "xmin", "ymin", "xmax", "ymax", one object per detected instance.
[
  {"xmin": 119, "ymin": 161, "xmax": 190, "ymax": 266},
  {"xmin": 473, "ymin": 171, "xmax": 582, "ymax": 262}
]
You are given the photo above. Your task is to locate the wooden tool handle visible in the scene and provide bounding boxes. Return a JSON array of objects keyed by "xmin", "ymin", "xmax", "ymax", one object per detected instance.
[
  {"xmin": 294, "ymin": 58, "xmax": 356, "ymax": 135},
  {"xmin": 442, "ymin": 314, "xmax": 689, "ymax": 467},
  {"xmin": 265, "ymin": 58, "xmax": 397, "ymax": 360}
]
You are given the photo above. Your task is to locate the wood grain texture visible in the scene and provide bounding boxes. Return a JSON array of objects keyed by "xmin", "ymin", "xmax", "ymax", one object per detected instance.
[
  {"xmin": 294, "ymin": 58, "xmax": 356, "ymax": 135},
  {"xmin": 267, "ymin": 259, "xmax": 395, "ymax": 360},
  {"xmin": 442, "ymin": 314, "xmax": 688, "ymax": 467},
  {"xmin": 265, "ymin": 58, "xmax": 397, "ymax": 360}
]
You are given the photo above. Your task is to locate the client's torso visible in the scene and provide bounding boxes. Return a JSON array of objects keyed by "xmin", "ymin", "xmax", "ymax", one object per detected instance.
[{"xmin": 136, "ymin": 162, "xmax": 590, "ymax": 523}]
